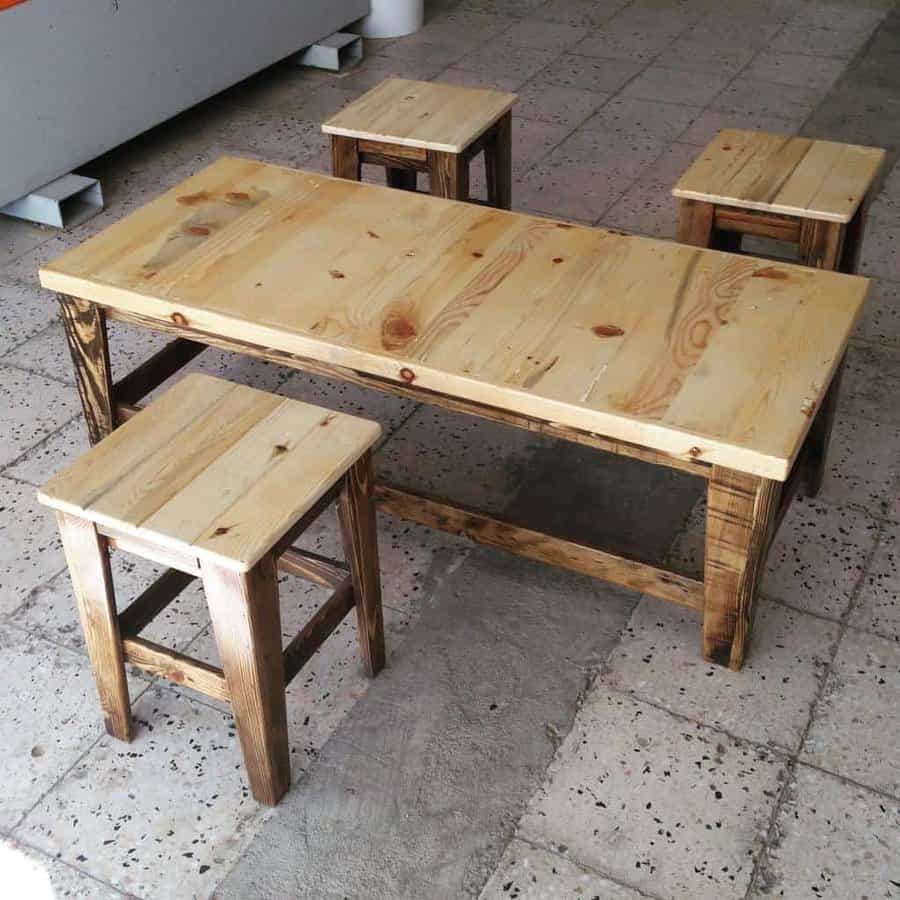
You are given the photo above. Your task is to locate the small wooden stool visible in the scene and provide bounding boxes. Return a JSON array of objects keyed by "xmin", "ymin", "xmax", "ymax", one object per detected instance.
[
  {"xmin": 673, "ymin": 129, "xmax": 885, "ymax": 272},
  {"xmin": 322, "ymin": 77, "xmax": 516, "ymax": 208},
  {"xmin": 38, "ymin": 374, "xmax": 385, "ymax": 806}
]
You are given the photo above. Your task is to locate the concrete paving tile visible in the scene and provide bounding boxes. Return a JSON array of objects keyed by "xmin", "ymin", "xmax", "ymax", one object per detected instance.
[
  {"xmin": 601, "ymin": 179, "xmax": 680, "ymax": 238},
  {"xmin": 850, "ymin": 520, "xmax": 900, "ymax": 641},
  {"xmin": 530, "ymin": 0, "xmax": 629, "ymax": 28},
  {"xmin": 455, "ymin": 43, "xmax": 560, "ymax": 85},
  {"xmin": 856, "ymin": 278, "xmax": 900, "ymax": 349},
  {"xmin": 372, "ymin": 36, "xmax": 467, "ymax": 70},
  {"xmin": 534, "ymin": 54, "xmax": 645, "ymax": 93},
  {"xmin": 501, "ymin": 20, "xmax": 590, "ymax": 51},
  {"xmin": 550, "ymin": 130, "xmax": 668, "ymax": 181},
  {"xmin": 514, "ymin": 164, "xmax": 624, "ymax": 223},
  {"xmin": 788, "ymin": 2, "xmax": 889, "ymax": 32},
  {"xmin": 742, "ymin": 50, "xmax": 847, "ymax": 90},
  {"xmin": 376, "ymin": 405, "xmax": 545, "ymax": 512},
  {"xmin": 641, "ymin": 141, "xmax": 703, "ymax": 184},
  {"xmin": 620, "ymin": 66, "xmax": 732, "ymax": 107},
  {"xmin": 3, "ymin": 416, "xmax": 88, "ymax": 488},
  {"xmin": 669, "ymin": 495, "xmax": 878, "ymax": 620},
  {"xmin": 479, "ymin": 838, "xmax": 644, "ymax": 899},
  {"xmin": 771, "ymin": 24, "xmax": 875, "ymax": 58},
  {"xmin": 802, "ymin": 627, "xmax": 900, "ymax": 795},
  {"xmin": 0, "ymin": 216, "xmax": 52, "ymax": 273},
  {"xmin": 816, "ymin": 412, "xmax": 900, "ymax": 517},
  {"xmin": 0, "ymin": 279, "xmax": 59, "ymax": 357},
  {"xmin": 12, "ymin": 554, "xmax": 209, "ymax": 656},
  {"xmin": 251, "ymin": 78, "xmax": 362, "ymax": 121},
  {"xmin": 840, "ymin": 340, "xmax": 900, "ymax": 426},
  {"xmin": 0, "ymin": 365, "xmax": 79, "ymax": 469},
  {"xmin": 511, "ymin": 118, "xmax": 573, "ymax": 178},
  {"xmin": 653, "ymin": 39, "xmax": 757, "ymax": 75},
  {"xmin": 517, "ymin": 690, "xmax": 786, "ymax": 900},
  {"xmin": 1, "ymin": 838, "xmax": 130, "ymax": 899},
  {"xmin": 331, "ymin": 55, "xmax": 450, "ymax": 94},
  {"xmin": 0, "ymin": 626, "xmax": 106, "ymax": 829},
  {"xmin": 399, "ymin": 12, "xmax": 514, "ymax": 54},
  {"xmin": 3, "ymin": 320, "xmax": 170, "ymax": 387},
  {"xmin": 0, "ymin": 476, "xmax": 66, "ymax": 618},
  {"xmin": 435, "ymin": 66, "xmax": 524, "ymax": 94},
  {"xmin": 19, "ymin": 684, "xmax": 267, "ymax": 900},
  {"xmin": 604, "ymin": 597, "xmax": 839, "ymax": 752},
  {"xmin": 514, "ymin": 84, "xmax": 610, "ymax": 129},
  {"xmin": 752, "ymin": 764, "xmax": 900, "ymax": 899},
  {"xmin": 679, "ymin": 16, "xmax": 782, "ymax": 48},
  {"xmin": 276, "ymin": 370, "xmax": 414, "ymax": 443},
  {"xmin": 709, "ymin": 79, "xmax": 824, "ymax": 123},
  {"xmin": 571, "ymin": 25, "xmax": 677, "ymax": 63},
  {"xmin": 679, "ymin": 109, "xmax": 799, "ymax": 147},
  {"xmin": 157, "ymin": 347, "xmax": 293, "ymax": 397},
  {"xmin": 860, "ymin": 218, "xmax": 900, "ymax": 281},
  {"xmin": 582, "ymin": 97, "xmax": 703, "ymax": 143},
  {"xmin": 0, "ymin": 229, "xmax": 82, "ymax": 289},
  {"xmin": 207, "ymin": 108, "xmax": 329, "ymax": 168}
]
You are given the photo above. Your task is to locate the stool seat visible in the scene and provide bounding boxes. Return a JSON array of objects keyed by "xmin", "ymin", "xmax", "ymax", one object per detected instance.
[
  {"xmin": 673, "ymin": 129, "xmax": 885, "ymax": 224},
  {"xmin": 39, "ymin": 373, "xmax": 381, "ymax": 573},
  {"xmin": 322, "ymin": 77, "xmax": 516, "ymax": 154}
]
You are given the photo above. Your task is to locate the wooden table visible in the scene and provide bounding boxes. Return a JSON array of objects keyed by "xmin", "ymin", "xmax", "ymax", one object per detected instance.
[{"xmin": 39, "ymin": 157, "xmax": 869, "ymax": 670}]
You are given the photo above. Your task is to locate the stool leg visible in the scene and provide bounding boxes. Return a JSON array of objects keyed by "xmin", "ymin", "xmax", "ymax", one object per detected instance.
[
  {"xmin": 338, "ymin": 451, "xmax": 386, "ymax": 678},
  {"xmin": 331, "ymin": 136, "xmax": 361, "ymax": 182},
  {"xmin": 427, "ymin": 149, "xmax": 469, "ymax": 202},
  {"xmin": 804, "ymin": 355, "xmax": 845, "ymax": 497},
  {"xmin": 56, "ymin": 512, "xmax": 133, "ymax": 740},
  {"xmin": 677, "ymin": 199, "xmax": 715, "ymax": 247},
  {"xmin": 799, "ymin": 219, "xmax": 845, "ymax": 270},
  {"xmin": 703, "ymin": 467, "xmax": 781, "ymax": 670},
  {"xmin": 202, "ymin": 555, "xmax": 290, "ymax": 806},
  {"xmin": 838, "ymin": 199, "xmax": 869, "ymax": 274},
  {"xmin": 484, "ymin": 112, "xmax": 512, "ymax": 210},
  {"xmin": 386, "ymin": 168, "xmax": 418, "ymax": 191}
]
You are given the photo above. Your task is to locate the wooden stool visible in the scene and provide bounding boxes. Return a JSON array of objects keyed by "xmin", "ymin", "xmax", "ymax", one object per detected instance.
[
  {"xmin": 673, "ymin": 129, "xmax": 885, "ymax": 272},
  {"xmin": 38, "ymin": 374, "xmax": 385, "ymax": 806},
  {"xmin": 322, "ymin": 77, "xmax": 516, "ymax": 208}
]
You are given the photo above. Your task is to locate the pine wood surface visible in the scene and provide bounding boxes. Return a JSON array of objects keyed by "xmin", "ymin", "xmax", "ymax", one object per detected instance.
[
  {"xmin": 39, "ymin": 157, "xmax": 870, "ymax": 480},
  {"xmin": 38, "ymin": 373, "xmax": 381, "ymax": 572},
  {"xmin": 673, "ymin": 129, "xmax": 885, "ymax": 224},
  {"xmin": 322, "ymin": 77, "xmax": 517, "ymax": 153}
]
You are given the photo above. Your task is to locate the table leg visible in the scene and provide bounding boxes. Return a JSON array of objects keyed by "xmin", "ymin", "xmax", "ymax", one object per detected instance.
[
  {"xmin": 58, "ymin": 294, "xmax": 115, "ymax": 444},
  {"xmin": 428, "ymin": 149, "xmax": 469, "ymax": 202},
  {"xmin": 703, "ymin": 466, "xmax": 781, "ymax": 670},
  {"xmin": 484, "ymin": 112, "xmax": 512, "ymax": 210},
  {"xmin": 838, "ymin": 197, "xmax": 869, "ymax": 274},
  {"xmin": 804, "ymin": 355, "xmax": 845, "ymax": 497},
  {"xmin": 677, "ymin": 199, "xmax": 715, "ymax": 247},
  {"xmin": 202, "ymin": 554, "xmax": 290, "ymax": 806}
]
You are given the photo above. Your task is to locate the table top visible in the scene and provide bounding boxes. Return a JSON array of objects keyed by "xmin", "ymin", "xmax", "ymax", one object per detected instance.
[
  {"xmin": 673, "ymin": 129, "xmax": 885, "ymax": 224},
  {"xmin": 38, "ymin": 374, "xmax": 380, "ymax": 572},
  {"xmin": 322, "ymin": 77, "xmax": 516, "ymax": 154},
  {"xmin": 40, "ymin": 156, "xmax": 870, "ymax": 481}
]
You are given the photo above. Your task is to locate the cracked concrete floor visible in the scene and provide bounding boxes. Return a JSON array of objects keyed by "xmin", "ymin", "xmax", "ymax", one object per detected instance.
[{"xmin": 2, "ymin": 0, "xmax": 900, "ymax": 897}]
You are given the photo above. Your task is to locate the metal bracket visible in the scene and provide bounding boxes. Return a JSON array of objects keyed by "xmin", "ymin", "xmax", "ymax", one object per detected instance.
[
  {"xmin": 0, "ymin": 174, "xmax": 104, "ymax": 229},
  {"xmin": 297, "ymin": 32, "xmax": 363, "ymax": 72}
]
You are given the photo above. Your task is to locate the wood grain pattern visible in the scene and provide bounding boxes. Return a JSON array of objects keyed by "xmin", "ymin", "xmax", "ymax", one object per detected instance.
[
  {"xmin": 277, "ymin": 547, "xmax": 348, "ymax": 589},
  {"xmin": 676, "ymin": 199, "xmax": 714, "ymax": 246},
  {"xmin": 484, "ymin": 111, "xmax": 512, "ymax": 210},
  {"xmin": 39, "ymin": 157, "xmax": 868, "ymax": 479},
  {"xmin": 376, "ymin": 483, "xmax": 705, "ymax": 610},
  {"xmin": 58, "ymin": 295, "xmax": 115, "ymax": 444},
  {"xmin": 428, "ymin": 148, "xmax": 469, "ymax": 201},
  {"xmin": 799, "ymin": 218, "xmax": 845, "ymax": 270},
  {"xmin": 331, "ymin": 135, "xmax": 360, "ymax": 181},
  {"xmin": 338, "ymin": 452, "xmax": 386, "ymax": 677},
  {"xmin": 202, "ymin": 554, "xmax": 290, "ymax": 805},
  {"xmin": 703, "ymin": 467, "xmax": 781, "ymax": 669},
  {"xmin": 674, "ymin": 129, "xmax": 885, "ymax": 224},
  {"xmin": 322, "ymin": 78, "xmax": 516, "ymax": 154},
  {"xmin": 122, "ymin": 636, "xmax": 230, "ymax": 702},
  {"xmin": 56, "ymin": 513, "xmax": 133, "ymax": 740},
  {"xmin": 38, "ymin": 373, "xmax": 381, "ymax": 573}
]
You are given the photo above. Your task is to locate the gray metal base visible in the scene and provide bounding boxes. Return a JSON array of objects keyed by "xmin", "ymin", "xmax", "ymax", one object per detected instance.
[
  {"xmin": 297, "ymin": 31, "xmax": 363, "ymax": 72},
  {"xmin": 1, "ymin": 174, "xmax": 103, "ymax": 230}
]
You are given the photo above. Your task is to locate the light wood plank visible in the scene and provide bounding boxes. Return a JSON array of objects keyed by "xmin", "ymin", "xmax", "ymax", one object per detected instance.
[
  {"xmin": 39, "ymin": 157, "xmax": 869, "ymax": 480},
  {"xmin": 322, "ymin": 78, "xmax": 517, "ymax": 154}
]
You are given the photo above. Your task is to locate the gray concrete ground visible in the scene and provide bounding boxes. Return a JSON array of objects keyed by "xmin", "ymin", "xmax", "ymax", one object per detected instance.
[{"xmin": 1, "ymin": 0, "xmax": 899, "ymax": 898}]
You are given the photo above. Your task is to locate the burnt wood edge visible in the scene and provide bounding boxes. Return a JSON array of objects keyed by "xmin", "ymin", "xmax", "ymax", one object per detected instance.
[
  {"xmin": 122, "ymin": 636, "xmax": 230, "ymax": 702},
  {"xmin": 103, "ymin": 306, "xmax": 711, "ymax": 478},
  {"xmin": 375, "ymin": 482, "xmax": 705, "ymax": 611},
  {"xmin": 278, "ymin": 548, "xmax": 348, "ymax": 589}
]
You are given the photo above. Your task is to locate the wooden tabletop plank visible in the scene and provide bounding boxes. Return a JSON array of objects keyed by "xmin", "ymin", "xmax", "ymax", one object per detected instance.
[
  {"xmin": 673, "ymin": 129, "xmax": 885, "ymax": 223},
  {"xmin": 40, "ymin": 157, "xmax": 870, "ymax": 480},
  {"xmin": 321, "ymin": 78, "xmax": 517, "ymax": 154}
]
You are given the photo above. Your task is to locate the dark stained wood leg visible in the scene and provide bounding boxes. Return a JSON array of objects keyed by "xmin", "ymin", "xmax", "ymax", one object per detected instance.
[
  {"xmin": 677, "ymin": 199, "xmax": 715, "ymax": 247},
  {"xmin": 838, "ymin": 199, "xmax": 869, "ymax": 274},
  {"xmin": 703, "ymin": 467, "xmax": 781, "ymax": 670},
  {"xmin": 201, "ymin": 554, "xmax": 290, "ymax": 805},
  {"xmin": 386, "ymin": 168, "xmax": 418, "ymax": 191},
  {"xmin": 484, "ymin": 112, "xmax": 512, "ymax": 210},
  {"xmin": 56, "ymin": 512, "xmax": 133, "ymax": 740},
  {"xmin": 58, "ymin": 294, "xmax": 115, "ymax": 444},
  {"xmin": 331, "ymin": 135, "xmax": 361, "ymax": 182},
  {"xmin": 428, "ymin": 149, "xmax": 469, "ymax": 202},
  {"xmin": 711, "ymin": 229, "xmax": 743, "ymax": 253},
  {"xmin": 803, "ymin": 355, "xmax": 845, "ymax": 497},
  {"xmin": 799, "ymin": 218, "xmax": 846, "ymax": 270},
  {"xmin": 338, "ymin": 451, "xmax": 386, "ymax": 678}
]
